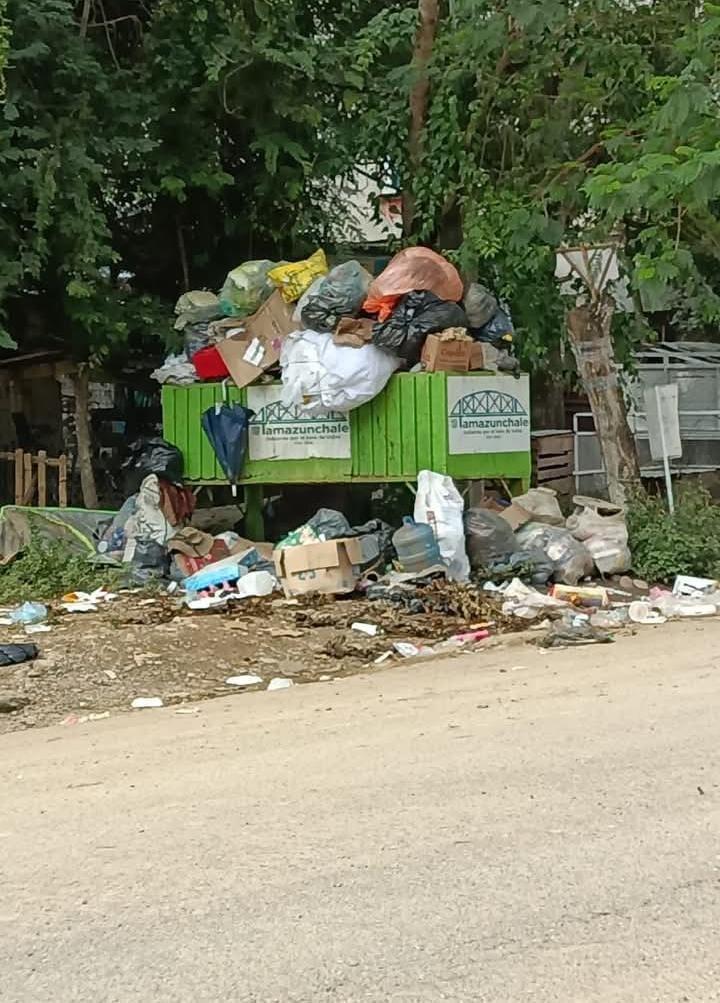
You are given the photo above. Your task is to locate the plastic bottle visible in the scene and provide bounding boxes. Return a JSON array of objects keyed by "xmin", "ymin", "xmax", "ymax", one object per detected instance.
[{"xmin": 392, "ymin": 517, "xmax": 442, "ymax": 574}]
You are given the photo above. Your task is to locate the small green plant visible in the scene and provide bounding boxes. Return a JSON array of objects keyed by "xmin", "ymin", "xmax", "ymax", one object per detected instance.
[
  {"xmin": 0, "ymin": 538, "xmax": 116, "ymax": 603},
  {"xmin": 626, "ymin": 484, "xmax": 720, "ymax": 583}
]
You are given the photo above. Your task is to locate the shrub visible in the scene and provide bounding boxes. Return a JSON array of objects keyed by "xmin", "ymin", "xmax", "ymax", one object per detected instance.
[
  {"xmin": 0, "ymin": 538, "xmax": 114, "ymax": 603},
  {"xmin": 626, "ymin": 484, "xmax": 720, "ymax": 583}
]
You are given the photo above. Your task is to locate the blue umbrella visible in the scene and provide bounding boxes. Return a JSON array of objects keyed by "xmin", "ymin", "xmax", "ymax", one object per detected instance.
[{"xmin": 201, "ymin": 403, "xmax": 254, "ymax": 495}]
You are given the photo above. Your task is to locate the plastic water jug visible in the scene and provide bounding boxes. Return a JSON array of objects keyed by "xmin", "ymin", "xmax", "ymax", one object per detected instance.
[{"xmin": 392, "ymin": 517, "xmax": 442, "ymax": 574}]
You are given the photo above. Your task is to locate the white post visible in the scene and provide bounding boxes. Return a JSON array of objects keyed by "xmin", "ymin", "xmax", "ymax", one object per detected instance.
[{"xmin": 655, "ymin": 385, "xmax": 675, "ymax": 514}]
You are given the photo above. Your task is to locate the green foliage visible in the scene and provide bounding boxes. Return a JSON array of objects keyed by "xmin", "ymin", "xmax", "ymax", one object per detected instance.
[
  {"xmin": 0, "ymin": 538, "xmax": 115, "ymax": 603},
  {"xmin": 585, "ymin": 6, "xmax": 720, "ymax": 331},
  {"xmin": 339, "ymin": 0, "xmax": 720, "ymax": 366},
  {"xmin": 0, "ymin": 0, "xmax": 8, "ymax": 97},
  {"xmin": 626, "ymin": 484, "xmax": 720, "ymax": 583},
  {"xmin": 0, "ymin": 0, "xmax": 394, "ymax": 361}
]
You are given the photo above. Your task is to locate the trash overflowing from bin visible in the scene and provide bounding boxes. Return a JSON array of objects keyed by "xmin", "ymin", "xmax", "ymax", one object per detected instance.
[{"xmin": 150, "ymin": 246, "xmax": 521, "ymax": 416}]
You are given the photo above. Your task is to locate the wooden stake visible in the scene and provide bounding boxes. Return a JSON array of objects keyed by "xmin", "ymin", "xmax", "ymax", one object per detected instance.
[
  {"xmin": 14, "ymin": 449, "xmax": 23, "ymax": 505},
  {"xmin": 58, "ymin": 455, "xmax": 68, "ymax": 508},
  {"xmin": 73, "ymin": 365, "xmax": 98, "ymax": 509},
  {"xmin": 24, "ymin": 451, "xmax": 32, "ymax": 501},
  {"xmin": 37, "ymin": 450, "xmax": 47, "ymax": 508}
]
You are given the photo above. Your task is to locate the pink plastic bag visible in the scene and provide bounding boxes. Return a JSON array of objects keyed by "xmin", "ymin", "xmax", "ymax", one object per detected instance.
[{"xmin": 367, "ymin": 248, "xmax": 463, "ymax": 303}]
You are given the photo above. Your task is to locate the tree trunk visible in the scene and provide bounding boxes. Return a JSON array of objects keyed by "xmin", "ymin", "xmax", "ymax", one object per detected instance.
[
  {"xmin": 403, "ymin": 0, "xmax": 440, "ymax": 236},
  {"xmin": 566, "ymin": 297, "xmax": 640, "ymax": 507},
  {"xmin": 73, "ymin": 365, "xmax": 98, "ymax": 509}
]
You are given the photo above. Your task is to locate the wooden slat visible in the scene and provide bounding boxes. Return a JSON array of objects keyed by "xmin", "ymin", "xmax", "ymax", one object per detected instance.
[
  {"xmin": 24, "ymin": 451, "xmax": 32, "ymax": 500},
  {"xmin": 37, "ymin": 450, "xmax": 47, "ymax": 507},
  {"xmin": 14, "ymin": 449, "xmax": 23, "ymax": 505},
  {"xmin": 536, "ymin": 455, "xmax": 573, "ymax": 472},
  {"xmin": 58, "ymin": 455, "xmax": 68, "ymax": 508}
]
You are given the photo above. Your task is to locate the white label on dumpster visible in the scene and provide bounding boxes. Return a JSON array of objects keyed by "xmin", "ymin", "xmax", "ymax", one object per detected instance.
[
  {"xmin": 447, "ymin": 375, "xmax": 531, "ymax": 454},
  {"xmin": 247, "ymin": 386, "xmax": 351, "ymax": 461}
]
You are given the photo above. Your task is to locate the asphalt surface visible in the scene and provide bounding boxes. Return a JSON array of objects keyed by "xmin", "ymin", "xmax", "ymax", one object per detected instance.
[{"xmin": 2, "ymin": 619, "xmax": 720, "ymax": 1002}]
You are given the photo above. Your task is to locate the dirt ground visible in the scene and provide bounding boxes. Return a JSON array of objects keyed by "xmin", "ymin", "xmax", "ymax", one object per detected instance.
[{"xmin": 0, "ymin": 583, "xmax": 529, "ymax": 733}]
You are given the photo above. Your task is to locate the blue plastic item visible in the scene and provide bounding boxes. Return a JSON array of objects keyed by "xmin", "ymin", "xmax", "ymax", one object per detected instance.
[
  {"xmin": 392, "ymin": 517, "xmax": 442, "ymax": 574},
  {"xmin": 9, "ymin": 602, "xmax": 48, "ymax": 625},
  {"xmin": 182, "ymin": 548, "xmax": 262, "ymax": 593}
]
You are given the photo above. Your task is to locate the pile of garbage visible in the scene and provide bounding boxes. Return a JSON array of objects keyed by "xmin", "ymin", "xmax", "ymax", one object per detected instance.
[{"xmin": 152, "ymin": 248, "xmax": 519, "ymax": 419}]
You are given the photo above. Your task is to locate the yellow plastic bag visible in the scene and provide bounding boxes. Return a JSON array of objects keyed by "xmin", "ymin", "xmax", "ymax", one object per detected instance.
[{"xmin": 268, "ymin": 249, "xmax": 328, "ymax": 303}]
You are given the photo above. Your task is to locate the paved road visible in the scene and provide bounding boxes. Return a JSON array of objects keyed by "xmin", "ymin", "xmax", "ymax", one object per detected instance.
[{"xmin": 2, "ymin": 619, "xmax": 720, "ymax": 1001}]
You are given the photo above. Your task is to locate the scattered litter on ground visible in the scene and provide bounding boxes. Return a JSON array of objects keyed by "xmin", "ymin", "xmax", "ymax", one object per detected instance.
[
  {"xmin": 131, "ymin": 696, "xmax": 164, "ymax": 709},
  {"xmin": 0, "ymin": 643, "xmax": 38, "ymax": 667},
  {"xmin": 351, "ymin": 622, "xmax": 379, "ymax": 636},
  {"xmin": 9, "ymin": 602, "xmax": 48, "ymax": 625},
  {"xmin": 267, "ymin": 677, "xmax": 294, "ymax": 691},
  {"xmin": 538, "ymin": 619, "xmax": 614, "ymax": 648},
  {"xmin": 225, "ymin": 674, "xmax": 263, "ymax": 687}
]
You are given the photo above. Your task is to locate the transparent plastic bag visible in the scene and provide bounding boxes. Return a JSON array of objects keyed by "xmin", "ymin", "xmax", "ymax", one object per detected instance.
[
  {"xmin": 515, "ymin": 522, "xmax": 593, "ymax": 586},
  {"xmin": 218, "ymin": 260, "xmax": 276, "ymax": 317}
]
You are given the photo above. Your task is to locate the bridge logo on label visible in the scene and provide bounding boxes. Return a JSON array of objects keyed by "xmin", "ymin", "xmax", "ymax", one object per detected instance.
[
  {"xmin": 447, "ymin": 377, "xmax": 531, "ymax": 455},
  {"xmin": 246, "ymin": 387, "xmax": 351, "ymax": 460}
]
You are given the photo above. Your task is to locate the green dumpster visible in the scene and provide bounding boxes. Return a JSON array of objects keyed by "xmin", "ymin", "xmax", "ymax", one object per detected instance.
[{"xmin": 162, "ymin": 371, "xmax": 531, "ymax": 537}]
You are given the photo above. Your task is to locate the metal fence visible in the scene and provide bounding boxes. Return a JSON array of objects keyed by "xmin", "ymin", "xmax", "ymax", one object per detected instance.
[{"xmin": 574, "ymin": 342, "xmax": 720, "ymax": 495}]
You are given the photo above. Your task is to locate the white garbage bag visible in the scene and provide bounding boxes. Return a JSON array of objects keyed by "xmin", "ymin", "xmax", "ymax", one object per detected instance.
[
  {"xmin": 150, "ymin": 352, "xmax": 197, "ymax": 386},
  {"xmin": 280, "ymin": 329, "xmax": 400, "ymax": 415},
  {"xmin": 414, "ymin": 470, "xmax": 470, "ymax": 582},
  {"xmin": 566, "ymin": 496, "xmax": 631, "ymax": 575},
  {"xmin": 512, "ymin": 487, "xmax": 564, "ymax": 526}
]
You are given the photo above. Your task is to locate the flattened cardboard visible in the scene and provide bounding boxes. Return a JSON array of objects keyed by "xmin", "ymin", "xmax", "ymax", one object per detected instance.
[
  {"xmin": 497, "ymin": 501, "xmax": 532, "ymax": 531},
  {"xmin": 274, "ymin": 536, "xmax": 378, "ymax": 597},
  {"xmin": 217, "ymin": 291, "xmax": 296, "ymax": 390}
]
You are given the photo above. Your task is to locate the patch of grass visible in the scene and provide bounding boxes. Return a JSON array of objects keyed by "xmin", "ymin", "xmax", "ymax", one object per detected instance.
[
  {"xmin": 627, "ymin": 484, "xmax": 720, "ymax": 583},
  {"xmin": 0, "ymin": 538, "xmax": 117, "ymax": 604}
]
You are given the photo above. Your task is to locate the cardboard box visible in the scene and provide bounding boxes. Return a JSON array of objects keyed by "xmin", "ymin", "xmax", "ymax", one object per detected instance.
[
  {"xmin": 421, "ymin": 334, "xmax": 489, "ymax": 373},
  {"xmin": 274, "ymin": 536, "xmax": 380, "ymax": 597},
  {"xmin": 217, "ymin": 291, "xmax": 296, "ymax": 390}
]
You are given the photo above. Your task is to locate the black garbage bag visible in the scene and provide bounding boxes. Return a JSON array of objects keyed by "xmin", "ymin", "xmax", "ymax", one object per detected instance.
[
  {"xmin": 464, "ymin": 283, "xmax": 498, "ymax": 329},
  {"xmin": 471, "ymin": 306, "xmax": 515, "ymax": 344},
  {"xmin": 305, "ymin": 509, "xmax": 395, "ymax": 564},
  {"xmin": 123, "ymin": 437, "xmax": 184, "ymax": 490},
  {"xmin": 0, "ymin": 643, "xmax": 38, "ymax": 667},
  {"xmin": 464, "ymin": 508, "xmax": 516, "ymax": 570},
  {"xmin": 372, "ymin": 291, "xmax": 468, "ymax": 365}
]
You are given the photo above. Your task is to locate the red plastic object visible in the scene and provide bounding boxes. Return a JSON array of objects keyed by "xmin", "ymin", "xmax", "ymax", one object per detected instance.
[
  {"xmin": 362, "ymin": 293, "xmax": 402, "ymax": 322},
  {"xmin": 192, "ymin": 345, "xmax": 229, "ymax": 380}
]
